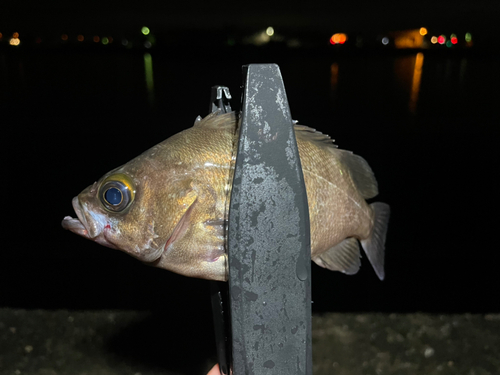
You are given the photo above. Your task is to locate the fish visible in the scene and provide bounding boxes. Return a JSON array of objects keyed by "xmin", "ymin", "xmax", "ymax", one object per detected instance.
[{"xmin": 62, "ymin": 111, "xmax": 389, "ymax": 282}]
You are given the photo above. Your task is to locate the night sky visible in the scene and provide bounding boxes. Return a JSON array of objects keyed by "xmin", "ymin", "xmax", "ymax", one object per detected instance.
[{"xmin": 2, "ymin": 0, "xmax": 499, "ymax": 34}]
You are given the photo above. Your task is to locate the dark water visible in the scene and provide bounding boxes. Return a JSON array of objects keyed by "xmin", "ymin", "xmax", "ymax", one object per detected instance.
[{"xmin": 1, "ymin": 46, "xmax": 499, "ymax": 313}]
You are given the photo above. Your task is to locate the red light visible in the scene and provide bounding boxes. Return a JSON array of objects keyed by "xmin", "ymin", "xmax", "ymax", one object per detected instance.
[
  {"xmin": 451, "ymin": 37, "xmax": 458, "ymax": 44},
  {"xmin": 438, "ymin": 35, "xmax": 445, "ymax": 44},
  {"xmin": 330, "ymin": 33, "xmax": 347, "ymax": 45}
]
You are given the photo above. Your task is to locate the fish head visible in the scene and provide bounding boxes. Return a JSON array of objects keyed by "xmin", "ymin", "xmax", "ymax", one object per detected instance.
[
  {"xmin": 62, "ymin": 169, "xmax": 162, "ymax": 262},
  {"xmin": 62, "ymin": 155, "xmax": 192, "ymax": 264}
]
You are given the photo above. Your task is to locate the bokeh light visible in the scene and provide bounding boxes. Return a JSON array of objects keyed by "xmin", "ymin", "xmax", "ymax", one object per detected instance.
[
  {"xmin": 382, "ymin": 37, "xmax": 389, "ymax": 45},
  {"xmin": 450, "ymin": 34, "xmax": 458, "ymax": 44},
  {"xmin": 61, "ymin": 34, "xmax": 68, "ymax": 41},
  {"xmin": 102, "ymin": 37, "xmax": 109, "ymax": 45},
  {"xmin": 266, "ymin": 27, "xmax": 274, "ymax": 36},
  {"xmin": 419, "ymin": 27, "xmax": 428, "ymax": 36},
  {"xmin": 9, "ymin": 38, "xmax": 20, "ymax": 46},
  {"xmin": 330, "ymin": 33, "xmax": 347, "ymax": 45},
  {"xmin": 465, "ymin": 32, "xmax": 472, "ymax": 42},
  {"xmin": 141, "ymin": 27, "xmax": 150, "ymax": 36},
  {"xmin": 438, "ymin": 35, "xmax": 446, "ymax": 45},
  {"xmin": 431, "ymin": 36, "xmax": 438, "ymax": 44},
  {"xmin": 77, "ymin": 35, "xmax": 84, "ymax": 42},
  {"xmin": 93, "ymin": 36, "xmax": 100, "ymax": 43}
]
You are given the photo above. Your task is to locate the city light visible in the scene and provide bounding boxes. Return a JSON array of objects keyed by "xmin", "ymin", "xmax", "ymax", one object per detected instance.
[
  {"xmin": 77, "ymin": 35, "xmax": 84, "ymax": 42},
  {"xmin": 102, "ymin": 37, "xmax": 109, "ymax": 45},
  {"xmin": 61, "ymin": 34, "xmax": 68, "ymax": 41},
  {"xmin": 93, "ymin": 36, "xmax": 100, "ymax": 43},
  {"xmin": 13, "ymin": 32, "xmax": 19, "ymax": 38},
  {"xmin": 438, "ymin": 35, "xmax": 446, "ymax": 45},
  {"xmin": 446, "ymin": 40, "xmax": 452, "ymax": 48},
  {"xmin": 419, "ymin": 27, "xmax": 428, "ymax": 36},
  {"xmin": 0, "ymin": 33, "xmax": 3, "ymax": 40},
  {"xmin": 451, "ymin": 34, "xmax": 458, "ymax": 44},
  {"xmin": 122, "ymin": 39, "xmax": 128, "ymax": 46},
  {"xmin": 330, "ymin": 33, "xmax": 347, "ymax": 45},
  {"xmin": 141, "ymin": 27, "xmax": 150, "ymax": 36},
  {"xmin": 9, "ymin": 37, "xmax": 20, "ymax": 46},
  {"xmin": 266, "ymin": 27, "xmax": 274, "ymax": 36},
  {"xmin": 382, "ymin": 37, "xmax": 389, "ymax": 45},
  {"xmin": 465, "ymin": 32, "xmax": 472, "ymax": 42},
  {"xmin": 431, "ymin": 36, "xmax": 438, "ymax": 44}
]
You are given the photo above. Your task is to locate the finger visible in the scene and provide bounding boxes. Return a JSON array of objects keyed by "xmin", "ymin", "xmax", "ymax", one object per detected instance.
[{"xmin": 207, "ymin": 363, "xmax": 220, "ymax": 375}]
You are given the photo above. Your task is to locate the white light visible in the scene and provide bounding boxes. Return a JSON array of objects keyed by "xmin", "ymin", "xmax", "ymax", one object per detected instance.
[
  {"xmin": 382, "ymin": 37, "xmax": 389, "ymax": 45},
  {"xmin": 144, "ymin": 41, "xmax": 152, "ymax": 48},
  {"xmin": 122, "ymin": 39, "xmax": 128, "ymax": 46},
  {"xmin": 266, "ymin": 27, "xmax": 274, "ymax": 36}
]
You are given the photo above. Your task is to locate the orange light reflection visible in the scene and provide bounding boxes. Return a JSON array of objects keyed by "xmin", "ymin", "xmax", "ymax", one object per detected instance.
[{"xmin": 409, "ymin": 52, "xmax": 424, "ymax": 114}]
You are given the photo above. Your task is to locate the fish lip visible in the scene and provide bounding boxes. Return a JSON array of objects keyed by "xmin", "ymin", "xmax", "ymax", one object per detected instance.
[
  {"xmin": 61, "ymin": 197, "xmax": 93, "ymax": 239},
  {"xmin": 72, "ymin": 197, "xmax": 91, "ymax": 233},
  {"xmin": 61, "ymin": 215, "xmax": 89, "ymax": 237}
]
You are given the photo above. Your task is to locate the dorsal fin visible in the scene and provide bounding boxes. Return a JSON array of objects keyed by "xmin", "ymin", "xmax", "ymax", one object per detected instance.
[
  {"xmin": 294, "ymin": 124, "xmax": 338, "ymax": 147},
  {"xmin": 333, "ymin": 149, "xmax": 378, "ymax": 199},
  {"xmin": 294, "ymin": 124, "xmax": 378, "ymax": 199},
  {"xmin": 194, "ymin": 110, "xmax": 237, "ymax": 130}
]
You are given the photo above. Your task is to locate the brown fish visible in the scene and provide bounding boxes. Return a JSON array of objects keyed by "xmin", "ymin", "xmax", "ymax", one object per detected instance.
[{"xmin": 62, "ymin": 111, "xmax": 389, "ymax": 281}]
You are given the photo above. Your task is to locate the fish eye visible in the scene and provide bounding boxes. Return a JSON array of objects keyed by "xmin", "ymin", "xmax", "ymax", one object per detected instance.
[
  {"xmin": 104, "ymin": 187, "xmax": 123, "ymax": 205},
  {"xmin": 98, "ymin": 174, "xmax": 135, "ymax": 212}
]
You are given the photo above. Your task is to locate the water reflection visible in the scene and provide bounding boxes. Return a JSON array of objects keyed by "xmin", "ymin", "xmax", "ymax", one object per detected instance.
[
  {"xmin": 143, "ymin": 53, "xmax": 155, "ymax": 105},
  {"xmin": 409, "ymin": 52, "xmax": 424, "ymax": 114},
  {"xmin": 330, "ymin": 62, "xmax": 339, "ymax": 98},
  {"xmin": 394, "ymin": 53, "xmax": 425, "ymax": 114}
]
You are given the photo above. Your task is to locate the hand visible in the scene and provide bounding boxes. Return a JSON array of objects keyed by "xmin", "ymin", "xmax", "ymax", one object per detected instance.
[{"xmin": 207, "ymin": 364, "xmax": 220, "ymax": 375}]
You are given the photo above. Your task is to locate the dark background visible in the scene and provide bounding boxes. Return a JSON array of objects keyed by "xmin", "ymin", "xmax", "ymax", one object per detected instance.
[{"xmin": 1, "ymin": 1, "xmax": 499, "ymax": 318}]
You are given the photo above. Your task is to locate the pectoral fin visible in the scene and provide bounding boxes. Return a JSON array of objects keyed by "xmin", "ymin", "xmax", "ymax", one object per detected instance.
[{"xmin": 312, "ymin": 237, "xmax": 361, "ymax": 275}]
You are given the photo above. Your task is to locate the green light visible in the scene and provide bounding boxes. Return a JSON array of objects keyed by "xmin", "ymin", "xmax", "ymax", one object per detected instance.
[
  {"xmin": 144, "ymin": 53, "xmax": 155, "ymax": 105},
  {"xmin": 102, "ymin": 37, "xmax": 109, "ymax": 45},
  {"xmin": 446, "ymin": 40, "xmax": 452, "ymax": 48},
  {"xmin": 465, "ymin": 32, "xmax": 472, "ymax": 42},
  {"xmin": 141, "ymin": 27, "xmax": 150, "ymax": 36}
]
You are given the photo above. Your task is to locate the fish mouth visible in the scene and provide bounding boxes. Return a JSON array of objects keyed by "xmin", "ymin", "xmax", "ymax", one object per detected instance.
[
  {"xmin": 62, "ymin": 197, "xmax": 91, "ymax": 238},
  {"xmin": 62, "ymin": 197, "xmax": 117, "ymax": 249}
]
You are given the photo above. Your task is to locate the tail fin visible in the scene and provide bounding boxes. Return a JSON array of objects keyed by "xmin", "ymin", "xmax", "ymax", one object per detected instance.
[{"xmin": 360, "ymin": 202, "xmax": 390, "ymax": 280}]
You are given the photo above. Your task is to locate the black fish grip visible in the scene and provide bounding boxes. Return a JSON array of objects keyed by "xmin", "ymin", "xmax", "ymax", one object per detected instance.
[{"xmin": 210, "ymin": 64, "xmax": 312, "ymax": 375}]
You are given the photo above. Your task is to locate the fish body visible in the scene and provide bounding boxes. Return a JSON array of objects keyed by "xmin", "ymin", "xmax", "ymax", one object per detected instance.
[{"xmin": 62, "ymin": 111, "xmax": 389, "ymax": 281}]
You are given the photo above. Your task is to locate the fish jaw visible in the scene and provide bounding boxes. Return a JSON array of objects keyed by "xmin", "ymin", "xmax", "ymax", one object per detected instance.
[{"xmin": 61, "ymin": 196, "xmax": 118, "ymax": 250}]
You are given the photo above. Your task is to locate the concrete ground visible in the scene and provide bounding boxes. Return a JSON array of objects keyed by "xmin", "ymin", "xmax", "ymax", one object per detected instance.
[{"xmin": 1, "ymin": 309, "xmax": 499, "ymax": 375}]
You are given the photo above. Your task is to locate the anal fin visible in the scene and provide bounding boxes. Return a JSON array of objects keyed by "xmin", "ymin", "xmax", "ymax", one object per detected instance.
[{"xmin": 312, "ymin": 237, "xmax": 361, "ymax": 275}]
